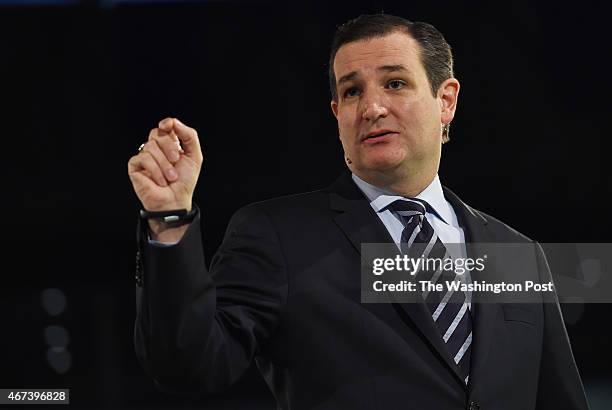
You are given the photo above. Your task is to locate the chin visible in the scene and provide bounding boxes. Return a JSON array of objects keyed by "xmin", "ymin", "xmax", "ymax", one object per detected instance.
[{"xmin": 359, "ymin": 150, "xmax": 407, "ymax": 172}]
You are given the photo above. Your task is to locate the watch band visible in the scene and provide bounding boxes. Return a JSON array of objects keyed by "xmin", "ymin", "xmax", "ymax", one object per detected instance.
[{"xmin": 139, "ymin": 207, "xmax": 196, "ymax": 223}]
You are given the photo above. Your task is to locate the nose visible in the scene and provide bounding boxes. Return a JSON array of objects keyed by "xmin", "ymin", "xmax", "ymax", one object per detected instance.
[{"xmin": 361, "ymin": 93, "xmax": 389, "ymax": 121}]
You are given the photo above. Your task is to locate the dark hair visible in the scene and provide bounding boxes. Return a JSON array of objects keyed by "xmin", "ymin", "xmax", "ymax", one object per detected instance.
[{"xmin": 329, "ymin": 14, "xmax": 454, "ymax": 101}]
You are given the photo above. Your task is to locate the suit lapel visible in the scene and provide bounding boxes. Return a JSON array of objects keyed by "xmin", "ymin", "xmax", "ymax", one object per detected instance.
[
  {"xmin": 327, "ymin": 173, "xmax": 467, "ymax": 386},
  {"xmin": 443, "ymin": 187, "xmax": 502, "ymax": 392},
  {"xmin": 329, "ymin": 182, "xmax": 394, "ymax": 255}
]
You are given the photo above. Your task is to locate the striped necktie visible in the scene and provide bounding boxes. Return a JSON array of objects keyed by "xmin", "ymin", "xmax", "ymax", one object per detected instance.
[{"xmin": 387, "ymin": 199, "xmax": 472, "ymax": 384}]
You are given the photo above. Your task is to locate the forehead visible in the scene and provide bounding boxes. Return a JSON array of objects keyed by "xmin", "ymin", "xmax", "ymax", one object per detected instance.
[{"xmin": 333, "ymin": 31, "xmax": 423, "ymax": 80}]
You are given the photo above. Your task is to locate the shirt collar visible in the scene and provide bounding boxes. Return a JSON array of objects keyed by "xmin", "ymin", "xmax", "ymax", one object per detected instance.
[{"xmin": 351, "ymin": 173, "xmax": 453, "ymax": 225}]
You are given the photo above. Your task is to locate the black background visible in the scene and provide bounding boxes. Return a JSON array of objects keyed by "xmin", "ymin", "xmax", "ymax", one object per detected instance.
[{"xmin": 1, "ymin": 0, "xmax": 610, "ymax": 408}]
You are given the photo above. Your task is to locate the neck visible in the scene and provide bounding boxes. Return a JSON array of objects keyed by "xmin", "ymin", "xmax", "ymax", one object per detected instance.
[{"xmin": 353, "ymin": 167, "xmax": 437, "ymax": 198}]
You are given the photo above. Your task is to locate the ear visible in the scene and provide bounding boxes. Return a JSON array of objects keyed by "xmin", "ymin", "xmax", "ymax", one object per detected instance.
[
  {"xmin": 438, "ymin": 78, "xmax": 460, "ymax": 125},
  {"xmin": 331, "ymin": 99, "xmax": 339, "ymax": 119}
]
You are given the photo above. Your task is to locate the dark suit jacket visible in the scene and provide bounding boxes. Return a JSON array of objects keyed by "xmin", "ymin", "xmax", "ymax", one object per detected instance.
[{"xmin": 134, "ymin": 172, "xmax": 589, "ymax": 409}]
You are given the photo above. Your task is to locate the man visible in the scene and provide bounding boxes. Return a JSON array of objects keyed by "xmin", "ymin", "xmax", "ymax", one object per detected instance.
[{"xmin": 128, "ymin": 14, "xmax": 589, "ymax": 409}]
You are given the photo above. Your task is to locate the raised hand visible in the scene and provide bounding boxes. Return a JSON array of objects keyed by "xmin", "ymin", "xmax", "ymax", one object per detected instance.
[{"xmin": 128, "ymin": 118, "xmax": 203, "ymax": 241}]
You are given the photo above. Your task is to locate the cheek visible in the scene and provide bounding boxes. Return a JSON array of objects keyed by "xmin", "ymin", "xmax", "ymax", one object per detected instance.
[
  {"xmin": 398, "ymin": 103, "xmax": 439, "ymax": 136},
  {"xmin": 337, "ymin": 112, "xmax": 352, "ymax": 131},
  {"xmin": 337, "ymin": 115, "xmax": 357, "ymax": 146},
  {"xmin": 338, "ymin": 134, "xmax": 353, "ymax": 155},
  {"xmin": 337, "ymin": 105, "xmax": 358, "ymax": 127}
]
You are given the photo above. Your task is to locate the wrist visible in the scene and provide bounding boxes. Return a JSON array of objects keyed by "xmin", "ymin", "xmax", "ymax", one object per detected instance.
[
  {"xmin": 141, "ymin": 204, "xmax": 197, "ymax": 243},
  {"xmin": 148, "ymin": 219, "xmax": 191, "ymax": 243},
  {"xmin": 140, "ymin": 206, "xmax": 196, "ymax": 223}
]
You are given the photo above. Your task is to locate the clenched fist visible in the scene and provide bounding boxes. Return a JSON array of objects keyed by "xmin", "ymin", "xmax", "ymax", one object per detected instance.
[{"xmin": 128, "ymin": 118, "xmax": 203, "ymax": 241}]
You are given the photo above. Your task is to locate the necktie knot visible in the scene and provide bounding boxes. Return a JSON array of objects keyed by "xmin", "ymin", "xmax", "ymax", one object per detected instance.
[{"xmin": 386, "ymin": 199, "xmax": 427, "ymax": 218}]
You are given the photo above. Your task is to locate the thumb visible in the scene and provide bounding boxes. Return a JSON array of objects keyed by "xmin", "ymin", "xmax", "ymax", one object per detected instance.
[{"xmin": 173, "ymin": 118, "xmax": 203, "ymax": 162}]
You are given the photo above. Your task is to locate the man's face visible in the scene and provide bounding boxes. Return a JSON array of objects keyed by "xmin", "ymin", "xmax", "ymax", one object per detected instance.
[{"xmin": 331, "ymin": 31, "xmax": 458, "ymax": 180}]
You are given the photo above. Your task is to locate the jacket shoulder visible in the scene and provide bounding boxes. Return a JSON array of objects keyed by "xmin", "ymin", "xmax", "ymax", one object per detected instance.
[
  {"xmin": 244, "ymin": 188, "xmax": 327, "ymax": 210},
  {"xmin": 444, "ymin": 186, "xmax": 535, "ymax": 243},
  {"xmin": 474, "ymin": 208, "xmax": 534, "ymax": 243},
  {"xmin": 230, "ymin": 189, "xmax": 329, "ymax": 223}
]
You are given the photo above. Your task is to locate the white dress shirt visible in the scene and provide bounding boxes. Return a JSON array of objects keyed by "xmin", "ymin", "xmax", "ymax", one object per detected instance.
[{"xmin": 352, "ymin": 173, "xmax": 472, "ymax": 307}]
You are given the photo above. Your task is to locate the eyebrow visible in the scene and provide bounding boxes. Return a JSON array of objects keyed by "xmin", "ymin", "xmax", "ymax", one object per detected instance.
[
  {"xmin": 337, "ymin": 64, "xmax": 409, "ymax": 86},
  {"xmin": 378, "ymin": 64, "xmax": 408, "ymax": 74}
]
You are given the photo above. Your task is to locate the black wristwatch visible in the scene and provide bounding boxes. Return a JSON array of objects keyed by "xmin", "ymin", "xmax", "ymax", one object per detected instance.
[{"xmin": 139, "ymin": 207, "xmax": 197, "ymax": 224}]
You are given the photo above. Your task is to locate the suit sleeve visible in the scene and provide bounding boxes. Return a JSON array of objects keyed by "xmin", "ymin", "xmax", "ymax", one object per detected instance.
[
  {"xmin": 534, "ymin": 242, "xmax": 590, "ymax": 409},
  {"xmin": 134, "ymin": 204, "xmax": 288, "ymax": 394}
]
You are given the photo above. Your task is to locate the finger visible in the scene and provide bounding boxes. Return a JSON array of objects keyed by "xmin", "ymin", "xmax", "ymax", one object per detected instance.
[
  {"xmin": 155, "ymin": 120, "xmax": 186, "ymax": 154},
  {"xmin": 158, "ymin": 117, "xmax": 174, "ymax": 132},
  {"xmin": 128, "ymin": 156, "xmax": 156, "ymax": 190},
  {"xmin": 149, "ymin": 126, "xmax": 173, "ymax": 141},
  {"xmin": 128, "ymin": 169, "xmax": 159, "ymax": 193},
  {"xmin": 142, "ymin": 140, "xmax": 178, "ymax": 182},
  {"xmin": 172, "ymin": 118, "xmax": 203, "ymax": 162},
  {"xmin": 128, "ymin": 155, "xmax": 156, "ymax": 181},
  {"xmin": 148, "ymin": 128, "xmax": 181, "ymax": 163},
  {"xmin": 128, "ymin": 152, "xmax": 168, "ymax": 187}
]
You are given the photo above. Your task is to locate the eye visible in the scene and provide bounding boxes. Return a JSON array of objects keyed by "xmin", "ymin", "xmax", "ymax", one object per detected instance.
[
  {"xmin": 343, "ymin": 87, "xmax": 361, "ymax": 98},
  {"xmin": 386, "ymin": 79, "xmax": 406, "ymax": 90}
]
